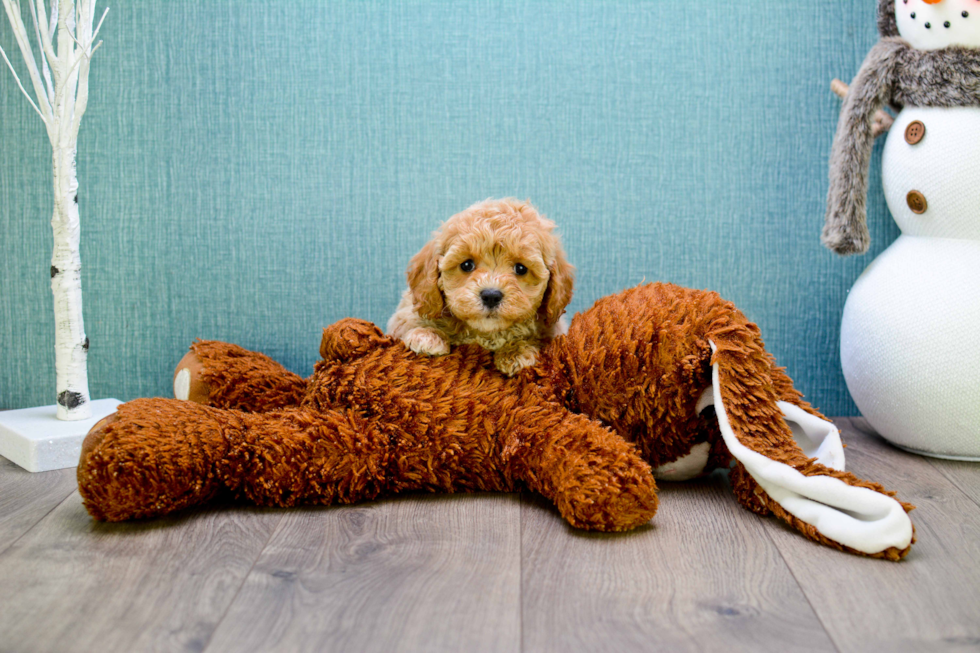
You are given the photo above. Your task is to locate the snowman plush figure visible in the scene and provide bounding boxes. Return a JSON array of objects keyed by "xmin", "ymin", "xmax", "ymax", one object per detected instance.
[{"xmin": 824, "ymin": 0, "xmax": 980, "ymax": 459}]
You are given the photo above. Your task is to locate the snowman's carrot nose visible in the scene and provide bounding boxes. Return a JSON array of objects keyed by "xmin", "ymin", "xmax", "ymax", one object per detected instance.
[{"xmin": 921, "ymin": 0, "xmax": 944, "ymax": 4}]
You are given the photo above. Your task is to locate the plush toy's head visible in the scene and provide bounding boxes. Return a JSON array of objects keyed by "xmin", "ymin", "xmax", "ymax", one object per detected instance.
[
  {"xmin": 407, "ymin": 198, "xmax": 575, "ymax": 330},
  {"xmin": 884, "ymin": 0, "xmax": 980, "ymax": 49}
]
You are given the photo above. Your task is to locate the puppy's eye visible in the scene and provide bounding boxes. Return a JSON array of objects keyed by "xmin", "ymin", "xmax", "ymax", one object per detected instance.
[
  {"xmin": 514, "ymin": 263, "xmax": 528, "ymax": 276},
  {"xmin": 460, "ymin": 259, "xmax": 476, "ymax": 273}
]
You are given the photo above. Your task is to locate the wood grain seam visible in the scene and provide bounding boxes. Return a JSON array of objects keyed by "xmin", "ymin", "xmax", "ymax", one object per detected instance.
[
  {"xmin": 198, "ymin": 512, "xmax": 286, "ymax": 653},
  {"xmin": 843, "ymin": 417, "xmax": 980, "ymax": 512},
  {"xmin": 925, "ymin": 461, "xmax": 980, "ymax": 511},
  {"xmin": 759, "ymin": 522, "xmax": 844, "ymax": 653},
  {"xmin": 723, "ymin": 458, "xmax": 844, "ymax": 653},
  {"xmin": 519, "ymin": 492, "xmax": 525, "ymax": 653},
  {"xmin": 0, "ymin": 485, "xmax": 78, "ymax": 559}
]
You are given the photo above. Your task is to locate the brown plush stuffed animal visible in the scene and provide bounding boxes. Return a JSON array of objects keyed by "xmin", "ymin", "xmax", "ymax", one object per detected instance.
[{"xmin": 77, "ymin": 283, "xmax": 915, "ymax": 560}]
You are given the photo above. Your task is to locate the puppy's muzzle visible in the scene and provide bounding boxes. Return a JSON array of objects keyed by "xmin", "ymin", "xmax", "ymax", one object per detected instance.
[{"xmin": 480, "ymin": 288, "xmax": 504, "ymax": 310}]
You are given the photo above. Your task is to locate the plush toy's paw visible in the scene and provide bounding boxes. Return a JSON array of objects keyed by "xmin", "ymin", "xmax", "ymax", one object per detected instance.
[
  {"xmin": 494, "ymin": 341, "xmax": 539, "ymax": 376},
  {"xmin": 507, "ymin": 412, "xmax": 659, "ymax": 531},
  {"xmin": 402, "ymin": 327, "xmax": 450, "ymax": 356},
  {"xmin": 557, "ymin": 473, "xmax": 659, "ymax": 532},
  {"xmin": 176, "ymin": 340, "xmax": 308, "ymax": 412},
  {"xmin": 321, "ymin": 318, "xmax": 393, "ymax": 361},
  {"xmin": 80, "ymin": 412, "xmax": 120, "ymax": 464},
  {"xmin": 78, "ymin": 398, "xmax": 235, "ymax": 522},
  {"xmin": 173, "ymin": 350, "xmax": 210, "ymax": 404}
]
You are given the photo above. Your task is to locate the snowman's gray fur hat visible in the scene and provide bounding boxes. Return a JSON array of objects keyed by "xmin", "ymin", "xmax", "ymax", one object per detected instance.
[{"xmin": 878, "ymin": 0, "xmax": 899, "ymax": 37}]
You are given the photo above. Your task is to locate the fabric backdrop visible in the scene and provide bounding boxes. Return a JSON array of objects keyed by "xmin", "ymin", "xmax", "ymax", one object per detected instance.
[{"xmin": 0, "ymin": 0, "xmax": 896, "ymax": 415}]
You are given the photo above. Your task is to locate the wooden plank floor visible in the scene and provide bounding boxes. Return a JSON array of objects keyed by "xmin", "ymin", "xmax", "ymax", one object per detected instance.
[{"xmin": 0, "ymin": 419, "xmax": 978, "ymax": 653}]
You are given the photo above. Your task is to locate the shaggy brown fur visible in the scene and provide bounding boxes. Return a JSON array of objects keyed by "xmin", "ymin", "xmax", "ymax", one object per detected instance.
[{"xmin": 78, "ymin": 283, "xmax": 914, "ymax": 560}]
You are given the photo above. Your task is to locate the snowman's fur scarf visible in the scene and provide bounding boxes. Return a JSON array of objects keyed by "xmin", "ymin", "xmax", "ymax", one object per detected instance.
[
  {"xmin": 824, "ymin": 11, "xmax": 980, "ymax": 255},
  {"xmin": 878, "ymin": 0, "xmax": 898, "ymax": 39}
]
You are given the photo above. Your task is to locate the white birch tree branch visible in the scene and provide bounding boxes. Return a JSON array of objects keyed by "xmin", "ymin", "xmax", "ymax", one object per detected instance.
[
  {"xmin": 0, "ymin": 39, "xmax": 46, "ymax": 120},
  {"xmin": 26, "ymin": 0, "xmax": 53, "ymax": 106},
  {"xmin": 2, "ymin": 0, "xmax": 52, "ymax": 120},
  {"xmin": 34, "ymin": 0, "xmax": 58, "ymax": 83},
  {"xmin": 91, "ymin": 6, "xmax": 106, "ymax": 42}
]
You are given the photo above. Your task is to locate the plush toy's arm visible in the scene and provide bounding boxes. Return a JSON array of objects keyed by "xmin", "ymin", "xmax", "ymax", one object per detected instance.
[
  {"xmin": 824, "ymin": 38, "xmax": 906, "ymax": 255},
  {"xmin": 503, "ymin": 408, "xmax": 659, "ymax": 532},
  {"xmin": 320, "ymin": 318, "xmax": 399, "ymax": 361},
  {"xmin": 174, "ymin": 340, "xmax": 308, "ymax": 412}
]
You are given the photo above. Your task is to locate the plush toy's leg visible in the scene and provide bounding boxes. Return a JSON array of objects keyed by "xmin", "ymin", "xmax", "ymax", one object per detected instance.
[
  {"xmin": 79, "ymin": 396, "xmax": 396, "ymax": 521},
  {"xmin": 173, "ymin": 340, "xmax": 308, "ymax": 412},
  {"xmin": 219, "ymin": 406, "xmax": 390, "ymax": 508},
  {"xmin": 505, "ymin": 411, "xmax": 659, "ymax": 532},
  {"xmin": 78, "ymin": 398, "xmax": 240, "ymax": 521},
  {"xmin": 706, "ymin": 342, "xmax": 914, "ymax": 560},
  {"xmin": 232, "ymin": 402, "xmax": 658, "ymax": 527}
]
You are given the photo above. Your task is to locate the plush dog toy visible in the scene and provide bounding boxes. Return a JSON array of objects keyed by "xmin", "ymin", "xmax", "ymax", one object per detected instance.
[{"xmin": 78, "ymin": 283, "xmax": 915, "ymax": 560}]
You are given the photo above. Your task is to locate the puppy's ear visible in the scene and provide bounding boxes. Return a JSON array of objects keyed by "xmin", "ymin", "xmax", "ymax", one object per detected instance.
[
  {"xmin": 407, "ymin": 240, "xmax": 444, "ymax": 320},
  {"xmin": 539, "ymin": 248, "xmax": 575, "ymax": 327}
]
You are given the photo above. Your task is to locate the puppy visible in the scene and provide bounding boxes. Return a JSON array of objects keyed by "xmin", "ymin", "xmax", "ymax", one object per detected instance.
[{"xmin": 387, "ymin": 198, "xmax": 575, "ymax": 376}]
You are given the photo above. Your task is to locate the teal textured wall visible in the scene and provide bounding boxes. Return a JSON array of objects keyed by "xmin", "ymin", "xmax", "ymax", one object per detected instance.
[{"xmin": 0, "ymin": 1, "xmax": 896, "ymax": 414}]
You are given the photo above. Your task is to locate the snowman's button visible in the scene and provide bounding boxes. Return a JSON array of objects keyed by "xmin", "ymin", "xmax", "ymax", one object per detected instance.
[
  {"xmin": 905, "ymin": 121, "xmax": 926, "ymax": 145},
  {"xmin": 907, "ymin": 190, "xmax": 928, "ymax": 214}
]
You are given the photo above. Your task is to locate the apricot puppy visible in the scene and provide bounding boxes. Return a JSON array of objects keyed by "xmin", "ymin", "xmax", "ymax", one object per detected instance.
[{"xmin": 387, "ymin": 198, "xmax": 575, "ymax": 375}]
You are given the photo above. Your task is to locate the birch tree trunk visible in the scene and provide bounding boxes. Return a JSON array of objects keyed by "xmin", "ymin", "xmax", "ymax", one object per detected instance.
[
  {"xmin": 1, "ymin": 0, "xmax": 107, "ymax": 420},
  {"xmin": 50, "ymin": 144, "xmax": 91, "ymax": 419}
]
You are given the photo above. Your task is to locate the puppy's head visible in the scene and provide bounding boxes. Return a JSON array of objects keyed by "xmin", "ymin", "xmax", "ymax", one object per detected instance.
[{"xmin": 407, "ymin": 198, "xmax": 574, "ymax": 333}]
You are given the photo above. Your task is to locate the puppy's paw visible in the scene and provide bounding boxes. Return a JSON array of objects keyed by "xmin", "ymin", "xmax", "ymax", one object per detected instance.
[
  {"xmin": 494, "ymin": 342, "xmax": 539, "ymax": 376},
  {"xmin": 404, "ymin": 327, "xmax": 451, "ymax": 356}
]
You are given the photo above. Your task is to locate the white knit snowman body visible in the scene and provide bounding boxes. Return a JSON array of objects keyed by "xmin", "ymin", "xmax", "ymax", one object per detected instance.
[{"xmin": 840, "ymin": 0, "xmax": 980, "ymax": 459}]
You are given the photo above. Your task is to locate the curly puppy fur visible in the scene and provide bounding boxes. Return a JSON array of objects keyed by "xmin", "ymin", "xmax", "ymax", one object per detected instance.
[
  {"xmin": 824, "ymin": 0, "xmax": 980, "ymax": 255},
  {"xmin": 387, "ymin": 198, "xmax": 575, "ymax": 376}
]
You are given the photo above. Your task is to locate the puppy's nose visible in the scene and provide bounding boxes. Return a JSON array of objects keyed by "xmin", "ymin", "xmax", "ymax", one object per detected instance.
[{"xmin": 480, "ymin": 288, "xmax": 504, "ymax": 309}]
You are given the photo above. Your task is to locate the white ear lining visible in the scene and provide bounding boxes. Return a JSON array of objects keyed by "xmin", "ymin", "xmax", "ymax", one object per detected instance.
[
  {"xmin": 777, "ymin": 402, "xmax": 846, "ymax": 471},
  {"xmin": 698, "ymin": 389, "xmax": 845, "ymax": 471},
  {"xmin": 708, "ymin": 341, "xmax": 913, "ymax": 554}
]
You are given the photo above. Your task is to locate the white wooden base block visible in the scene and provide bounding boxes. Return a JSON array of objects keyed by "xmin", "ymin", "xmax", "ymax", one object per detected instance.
[{"xmin": 0, "ymin": 399, "xmax": 122, "ymax": 472}]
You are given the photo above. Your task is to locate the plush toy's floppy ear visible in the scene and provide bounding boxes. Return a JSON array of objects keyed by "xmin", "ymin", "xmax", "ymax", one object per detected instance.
[
  {"xmin": 705, "ymin": 341, "xmax": 914, "ymax": 558},
  {"xmin": 407, "ymin": 240, "xmax": 444, "ymax": 320},
  {"xmin": 540, "ymin": 248, "xmax": 575, "ymax": 328}
]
